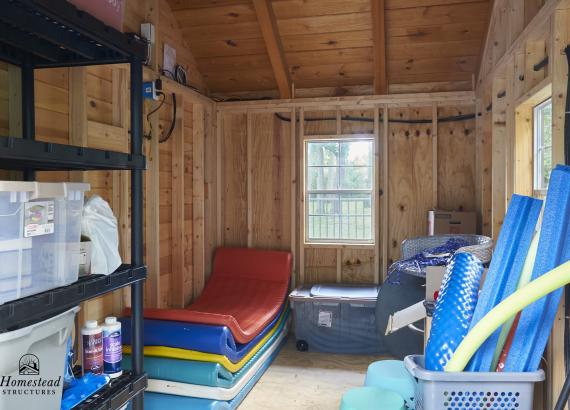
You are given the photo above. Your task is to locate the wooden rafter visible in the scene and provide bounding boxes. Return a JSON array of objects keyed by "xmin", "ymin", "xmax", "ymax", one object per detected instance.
[
  {"xmin": 252, "ymin": 0, "xmax": 292, "ymax": 99},
  {"xmin": 371, "ymin": 0, "xmax": 387, "ymax": 95}
]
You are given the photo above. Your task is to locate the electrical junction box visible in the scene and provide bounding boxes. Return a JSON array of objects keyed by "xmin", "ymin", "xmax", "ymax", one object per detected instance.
[
  {"xmin": 143, "ymin": 79, "xmax": 162, "ymax": 100},
  {"xmin": 141, "ymin": 22, "xmax": 155, "ymax": 44}
]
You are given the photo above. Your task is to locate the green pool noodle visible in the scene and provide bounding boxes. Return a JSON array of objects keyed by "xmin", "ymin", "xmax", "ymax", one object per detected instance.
[
  {"xmin": 490, "ymin": 232, "xmax": 540, "ymax": 370},
  {"xmin": 445, "ymin": 259, "xmax": 570, "ymax": 372}
]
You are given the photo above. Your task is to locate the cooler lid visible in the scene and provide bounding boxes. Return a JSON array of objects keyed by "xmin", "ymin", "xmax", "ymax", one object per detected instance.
[
  {"xmin": 309, "ymin": 284, "xmax": 380, "ymax": 301},
  {"xmin": 288, "ymin": 286, "xmax": 312, "ymax": 301}
]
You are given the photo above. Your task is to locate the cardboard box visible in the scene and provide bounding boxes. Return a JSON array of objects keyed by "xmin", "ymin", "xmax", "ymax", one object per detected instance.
[{"xmin": 428, "ymin": 210, "xmax": 477, "ymax": 235}]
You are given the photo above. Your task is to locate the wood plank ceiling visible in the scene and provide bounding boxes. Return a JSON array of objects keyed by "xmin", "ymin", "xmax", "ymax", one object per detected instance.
[{"xmin": 167, "ymin": 0, "xmax": 491, "ymax": 98}]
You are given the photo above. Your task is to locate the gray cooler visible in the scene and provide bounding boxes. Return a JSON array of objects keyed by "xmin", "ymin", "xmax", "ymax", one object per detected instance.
[{"xmin": 289, "ymin": 284, "xmax": 383, "ymax": 354}]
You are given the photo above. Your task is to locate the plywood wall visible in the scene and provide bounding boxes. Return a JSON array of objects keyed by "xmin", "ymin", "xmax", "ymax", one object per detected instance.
[
  {"xmin": 249, "ymin": 113, "xmax": 292, "ymax": 250},
  {"xmin": 0, "ymin": 0, "xmax": 213, "ymax": 322},
  {"xmin": 220, "ymin": 112, "xmax": 248, "ymax": 247},
  {"xmin": 216, "ymin": 96, "xmax": 478, "ymax": 287},
  {"xmin": 387, "ymin": 106, "xmax": 435, "ymax": 266},
  {"xmin": 219, "ymin": 111, "xmax": 293, "ymax": 250}
]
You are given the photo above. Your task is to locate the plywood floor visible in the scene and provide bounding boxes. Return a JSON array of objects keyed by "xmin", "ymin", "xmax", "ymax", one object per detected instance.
[{"xmin": 240, "ymin": 338, "xmax": 388, "ymax": 410}]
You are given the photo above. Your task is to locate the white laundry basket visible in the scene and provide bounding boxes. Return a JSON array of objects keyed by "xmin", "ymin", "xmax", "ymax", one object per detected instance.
[
  {"xmin": 0, "ymin": 182, "xmax": 90, "ymax": 304},
  {"xmin": 0, "ymin": 306, "xmax": 79, "ymax": 410}
]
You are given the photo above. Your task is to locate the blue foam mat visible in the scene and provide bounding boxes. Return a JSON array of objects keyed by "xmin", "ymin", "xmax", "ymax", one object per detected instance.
[
  {"xmin": 122, "ymin": 311, "xmax": 289, "ymax": 388},
  {"xmin": 120, "ymin": 304, "xmax": 285, "ymax": 363},
  {"xmin": 141, "ymin": 338, "xmax": 286, "ymax": 410},
  {"xmin": 466, "ymin": 194, "xmax": 542, "ymax": 371},
  {"xmin": 504, "ymin": 165, "xmax": 570, "ymax": 372}
]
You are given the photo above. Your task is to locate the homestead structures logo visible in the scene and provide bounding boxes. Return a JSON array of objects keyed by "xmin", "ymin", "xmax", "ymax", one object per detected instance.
[
  {"xmin": 19, "ymin": 354, "xmax": 40, "ymax": 376},
  {"xmin": 0, "ymin": 354, "xmax": 61, "ymax": 397}
]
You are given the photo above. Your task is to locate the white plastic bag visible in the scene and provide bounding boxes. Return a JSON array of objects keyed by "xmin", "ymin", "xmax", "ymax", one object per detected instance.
[{"xmin": 81, "ymin": 195, "xmax": 121, "ymax": 275}]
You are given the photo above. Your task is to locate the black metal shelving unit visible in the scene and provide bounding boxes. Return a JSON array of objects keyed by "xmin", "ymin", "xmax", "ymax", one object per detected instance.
[{"xmin": 0, "ymin": 1, "xmax": 148, "ymax": 408}]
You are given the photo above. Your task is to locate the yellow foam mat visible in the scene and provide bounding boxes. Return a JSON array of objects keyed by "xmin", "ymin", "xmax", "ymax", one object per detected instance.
[{"xmin": 124, "ymin": 307, "xmax": 288, "ymax": 373}]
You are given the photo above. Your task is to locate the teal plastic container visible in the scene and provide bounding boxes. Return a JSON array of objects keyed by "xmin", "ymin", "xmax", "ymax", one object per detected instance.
[
  {"xmin": 340, "ymin": 387, "xmax": 405, "ymax": 410},
  {"xmin": 365, "ymin": 360, "xmax": 415, "ymax": 408}
]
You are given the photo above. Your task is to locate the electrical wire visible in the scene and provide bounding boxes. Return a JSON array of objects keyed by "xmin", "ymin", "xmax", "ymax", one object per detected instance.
[
  {"xmin": 144, "ymin": 91, "xmax": 165, "ymax": 140},
  {"xmin": 143, "ymin": 92, "xmax": 177, "ymax": 143},
  {"xmin": 160, "ymin": 68, "xmax": 176, "ymax": 80},
  {"xmin": 159, "ymin": 93, "xmax": 176, "ymax": 144},
  {"xmin": 175, "ymin": 65, "xmax": 187, "ymax": 86},
  {"xmin": 161, "ymin": 67, "xmax": 200, "ymax": 93},
  {"xmin": 274, "ymin": 112, "xmax": 477, "ymax": 125}
]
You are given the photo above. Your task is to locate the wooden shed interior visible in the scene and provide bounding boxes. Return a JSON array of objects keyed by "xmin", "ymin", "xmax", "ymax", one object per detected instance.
[{"xmin": 1, "ymin": 0, "xmax": 570, "ymax": 409}]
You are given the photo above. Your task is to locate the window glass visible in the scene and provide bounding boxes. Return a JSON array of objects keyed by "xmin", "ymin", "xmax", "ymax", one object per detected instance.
[
  {"xmin": 305, "ymin": 139, "xmax": 374, "ymax": 243},
  {"xmin": 534, "ymin": 99, "xmax": 553, "ymax": 191}
]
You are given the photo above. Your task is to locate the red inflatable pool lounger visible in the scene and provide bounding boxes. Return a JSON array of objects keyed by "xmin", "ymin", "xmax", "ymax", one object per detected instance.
[{"xmin": 126, "ymin": 247, "xmax": 292, "ymax": 344}]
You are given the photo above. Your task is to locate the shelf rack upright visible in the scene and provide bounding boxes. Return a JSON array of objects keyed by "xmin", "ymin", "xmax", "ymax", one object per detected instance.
[{"xmin": 0, "ymin": 1, "xmax": 149, "ymax": 408}]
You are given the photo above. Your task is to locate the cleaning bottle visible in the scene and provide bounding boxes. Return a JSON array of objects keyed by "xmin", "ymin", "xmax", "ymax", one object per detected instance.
[
  {"xmin": 81, "ymin": 320, "xmax": 103, "ymax": 375},
  {"xmin": 102, "ymin": 316, "xmax": 122, "ymax": 378}
]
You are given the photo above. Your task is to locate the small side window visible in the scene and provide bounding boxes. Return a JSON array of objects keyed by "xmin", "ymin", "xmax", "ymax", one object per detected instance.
[{"xmin": 533, "ymin": 98, "xmax": 553, "ymax": 192}]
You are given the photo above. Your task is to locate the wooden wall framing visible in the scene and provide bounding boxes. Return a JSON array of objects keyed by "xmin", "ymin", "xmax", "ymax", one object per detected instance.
[
  {"xmin": 476, "ymin": 1, "xmax": 570, "ymax": 407},
  {"xmin": 0, "ymin": 0, "xmax": 216, "ymax": 320},
  {"xmin": 1, "ymin": 0, "xmax": 567, "ymax": 405},
  {"xmin": 215, "ymin": 92, "xmax": 477, "ymax": 287}
]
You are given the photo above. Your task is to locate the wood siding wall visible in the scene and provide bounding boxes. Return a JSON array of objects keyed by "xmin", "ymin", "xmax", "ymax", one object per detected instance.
[
  {"xmin": 0, "ymin": 0, "xmax": 214, "ymax": 323},
  {"xmin": 216, "ymin": 94, "xmax": 477, "ymax": 286},
  {"xmin": 475, "ymin": 0, "xmax": 570, "ymax": 407}
]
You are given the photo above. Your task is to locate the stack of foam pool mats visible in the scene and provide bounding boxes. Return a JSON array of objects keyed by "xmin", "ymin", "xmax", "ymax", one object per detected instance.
[{"xmin": 122, "ymin": 247, "xmax": 292, "ymax": 409}]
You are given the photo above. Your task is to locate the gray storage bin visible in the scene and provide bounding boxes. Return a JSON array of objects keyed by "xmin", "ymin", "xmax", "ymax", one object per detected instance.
[
  {"xmin": 404, "ymin": 355, "xmax": 544, "ymax": 410},
  {"xmin": 289, "ymin": 284, "xmax": 382, "ymax": 354}
]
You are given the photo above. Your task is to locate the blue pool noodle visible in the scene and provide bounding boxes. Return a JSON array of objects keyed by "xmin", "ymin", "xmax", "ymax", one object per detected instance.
[
  {"xmin": 504, "ymin": 165, "xmax": 570, "ymax": 372},
  {"xmin": 466, "ymin": 194, "xmax": 543, "ymax": 371},
  {"xmin": 425, "ymin": 253, "xmax": 484, "ymax": 371}
]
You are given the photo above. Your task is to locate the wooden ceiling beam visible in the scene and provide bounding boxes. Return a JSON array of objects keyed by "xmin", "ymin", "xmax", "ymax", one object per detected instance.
[
  {"xmin": 252, "ymin": 0, "xmax": 292, "ymax": 98},
  {"xmin": 371, "ymin": 0, "xmax": 387, "ymax": 95}
]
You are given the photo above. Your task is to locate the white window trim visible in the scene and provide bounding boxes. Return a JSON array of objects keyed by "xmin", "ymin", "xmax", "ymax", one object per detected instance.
[
  {"xmin": 303, "ymin": 138, "xmax": 376, "ymax": 245},
  {"xmin": 533, "ymin": 98, "xmax": 552, "ymax": 194}
]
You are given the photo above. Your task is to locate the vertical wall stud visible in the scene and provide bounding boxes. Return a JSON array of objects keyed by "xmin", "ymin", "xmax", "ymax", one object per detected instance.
[
  {"xmin": 246, "ymin": 111, "xmax": 253, "ymax": 247},
  {"xmin": 432, "ymin": 103, "xmax": 438, "ymax": 209},
  {"xmin": 216, "ymin": 110, "xmax": 223, "ymax": 246},
  {"xmin": 382, "ymin": 105, "xmax": 389, "ymax": 280},
  {"xmin": 336, "ymin": 248, "xmax": 342, "ymax": 283},
  {"xmin": 299, "ymin": 108, "xmax": 305, "ymax": 285},
  {"xmin": 193, "ymin": 104, "xmax": 206, "ymax": 300},
  {"xmin": 290, "ymin": 108, "xmax": 297, "ymax": 289},
  {"xmin": 374, "ymin": 106, "xmax": 381, "ymax": 284},
  {"xmin": 171, "ymin": 94, "xmax": 186, "ymax": 307}
]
